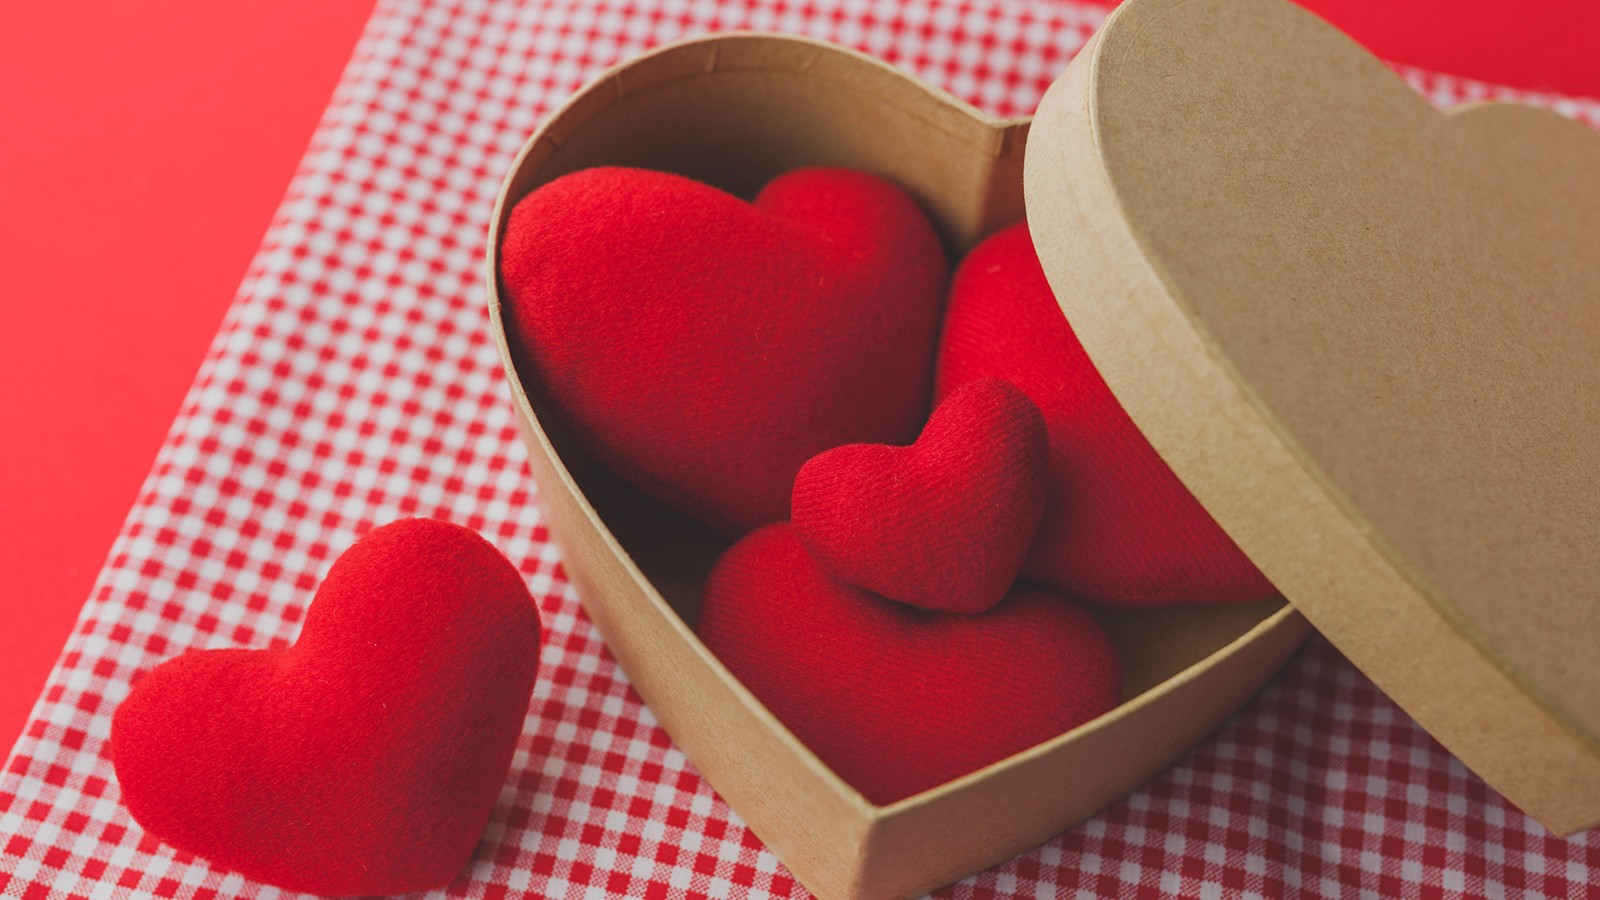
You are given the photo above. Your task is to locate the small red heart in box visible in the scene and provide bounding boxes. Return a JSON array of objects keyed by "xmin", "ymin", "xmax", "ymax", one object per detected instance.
[
  {"xmin": 110, "ymin": 519, "xmax": 542, "ymax": 896},
  {"xmin": 697, "ymin": 523, "xmax": 1121, "ymax": 805},
  {"xmin": 792, "ymin": 377, "xmax": 1049, "ymax": 614},
  {"xmin": 500, "ymin": 165, "xmax": 950, "ymax": 534}
]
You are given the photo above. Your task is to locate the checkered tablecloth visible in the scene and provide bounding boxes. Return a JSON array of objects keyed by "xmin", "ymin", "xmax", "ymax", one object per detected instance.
[{"xmin": 5, "ymin": 0, "xmax": 1600, "ymax": 897}]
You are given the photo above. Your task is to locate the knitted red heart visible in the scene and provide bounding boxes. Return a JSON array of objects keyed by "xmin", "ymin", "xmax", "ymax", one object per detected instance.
[
  {"xmin": 937, "ymin": 223, "xmax": 1275, "ymax": 607},
  {"xmin": 697, "ymin": 524, "xmax": 1120, "ymax": 805},
  {"xmin": 500, "ymin": 166, "xmax": 948, "ymax": 533},
  {"xmin": 791, "ymin": 377, "xmax": 1048, "ymax": 614},
  {"xmin": 109, "ymin": 519, "xmax": 543, "ymax": 896}
]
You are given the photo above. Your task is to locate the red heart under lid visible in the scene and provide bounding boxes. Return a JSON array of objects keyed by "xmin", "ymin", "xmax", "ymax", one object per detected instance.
[
  {"xmin": 499, "ymin": 165, "xmax": 950, "ymax": 534},
  {"xmin": 792, "ymin": 377, "xmax": 1049, "ymax": 614},
  {"xmin": 936, "ymin": 222, "xmax": 1275, "ymax": 607},
  {"xmin": 109, "ymin": 519, "xmax": 543, "ymax": 896},
  {"xmin": 697, "ymin": 523, "xmax": 1121, "ymax": 805}
]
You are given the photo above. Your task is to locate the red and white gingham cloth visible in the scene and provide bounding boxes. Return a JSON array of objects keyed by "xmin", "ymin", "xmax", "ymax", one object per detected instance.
[{"xmin": 5, "ymin": 1, "xmax": 1600, "ymax": 897}]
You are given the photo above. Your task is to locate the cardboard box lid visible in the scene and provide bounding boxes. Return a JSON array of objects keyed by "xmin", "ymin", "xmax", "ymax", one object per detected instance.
[{"xmin": 1023, "ymin": 0, "xmax": 1600, "ymax": 836}]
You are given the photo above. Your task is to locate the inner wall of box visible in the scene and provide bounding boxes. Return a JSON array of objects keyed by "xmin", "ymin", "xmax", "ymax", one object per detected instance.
[{"xmin": 503, "ymin": 63, "xmax": 1287, "ymax": 701}]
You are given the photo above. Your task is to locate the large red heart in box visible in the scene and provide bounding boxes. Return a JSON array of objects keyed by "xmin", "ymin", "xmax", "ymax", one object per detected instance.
[
  {"xmin": 500, "ymin": 165, "xmax": 948, "ymax": 534},
  {"xmin": 486, "ymin": 22, "xmax": 1306, "ymax": 900},
  {"xmin": 698, "ymin": 524, "xmax": 1120, "ymax": 805},
  {"xmin": 937, "ymin": 223, "xmax": 1275, "ymax": 607}
]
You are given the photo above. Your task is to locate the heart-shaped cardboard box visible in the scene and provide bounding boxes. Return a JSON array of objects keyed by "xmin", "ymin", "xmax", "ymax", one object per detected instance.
[{"xmin": 486, "ymin": 0, "xmax": 1600, "ymax": 895}]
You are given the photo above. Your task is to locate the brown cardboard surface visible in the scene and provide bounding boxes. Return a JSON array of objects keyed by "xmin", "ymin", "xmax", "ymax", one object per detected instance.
[
  {"xmin": 1027, "ymin": 0, "xmax": 1600, "ymax": 835},
  {"xmin": 485, "ymin": 30, "xmax": 1309, "ymax": 900}
]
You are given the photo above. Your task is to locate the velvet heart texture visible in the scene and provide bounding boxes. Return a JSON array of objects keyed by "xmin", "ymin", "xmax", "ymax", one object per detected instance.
[
  {"xmin": 110, "ymin": 519, "xmax": 543, "ymax": 896},
  {"xmin": 697, "ymin": 524, "xmax": 1121, "ymax": 805},
  {"xmin": 937, "ymin": 222, "xmax": 1274, "ymax": 607},
  {"xmin": 500, "ymin": 165, "xmax": 949, "ymax": 533},
  {"xmin": 792, "ymin": 377, "xmax": 1048, "ymax": 614}
]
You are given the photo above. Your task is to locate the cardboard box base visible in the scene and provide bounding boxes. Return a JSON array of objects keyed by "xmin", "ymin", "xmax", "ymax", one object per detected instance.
[{"xmin": 487, "ymin": 33, "xmax": 1311, "ymax": 900}]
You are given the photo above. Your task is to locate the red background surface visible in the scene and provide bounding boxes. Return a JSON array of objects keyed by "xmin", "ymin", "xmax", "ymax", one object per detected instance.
[
  {"xmin": 0, "ymin": 0, "xmax": 378, "ymax": 747},
  {"xmin": 0, "ymin": 0, "xmax": 1595, "ymax": 753}
]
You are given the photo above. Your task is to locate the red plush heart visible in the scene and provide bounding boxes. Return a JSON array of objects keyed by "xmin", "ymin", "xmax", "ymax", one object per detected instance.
[
  {"xmin": 697, "ymin": 524, "xmax": 1120, "ymax": 805},
  {"xmin": 937, "ymin": 223, "xmax": 1275, "ymax": 607},
  {"xmin": 110, "ymin": 519, "xmax": 542, "ymax": 896},
  {"xmin": 500, "ymin": 166, "xmax": 949, "ymax": 533},
  {"xmin": 791, "ymin": 377, "xmax": 1048, "ymax": 614}
]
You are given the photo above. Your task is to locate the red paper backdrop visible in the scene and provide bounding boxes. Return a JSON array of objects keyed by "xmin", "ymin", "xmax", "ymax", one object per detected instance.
[
  {"xmin": 0, "ymin": 0, "xmax": 377, "ymax": 746},
  {"xmin": 0, "ymin": 0, "xmax": 1595, "ymax": 752}
]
